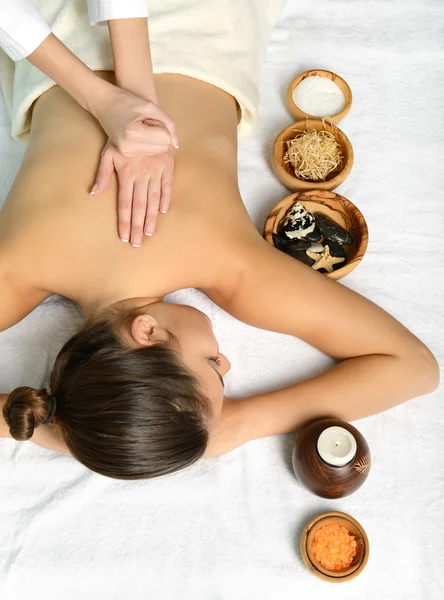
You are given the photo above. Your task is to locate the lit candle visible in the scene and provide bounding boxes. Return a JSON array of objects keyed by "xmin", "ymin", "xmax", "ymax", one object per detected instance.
[{"xmin": 317, "ymin": 426, "xmax": 357, "ymax": 467}]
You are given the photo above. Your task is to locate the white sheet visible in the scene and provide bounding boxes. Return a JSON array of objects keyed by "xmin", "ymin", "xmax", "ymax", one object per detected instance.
[{"xmin": 1, "ymin": 1, "xmax": 443, "ymax": 598}]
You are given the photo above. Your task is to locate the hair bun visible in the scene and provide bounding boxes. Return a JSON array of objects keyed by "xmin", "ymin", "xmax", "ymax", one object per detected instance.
[{"xmin": 3, "ymin": 387, "xmax": 50, "ymax": 441}]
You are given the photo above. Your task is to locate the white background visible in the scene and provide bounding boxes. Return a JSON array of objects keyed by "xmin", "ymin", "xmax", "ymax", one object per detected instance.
[{"xmin": 1, "ymin": 1, "xmax": 443, "ymax": 598}]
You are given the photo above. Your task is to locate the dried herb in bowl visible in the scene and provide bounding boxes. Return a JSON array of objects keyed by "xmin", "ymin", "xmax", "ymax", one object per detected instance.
[{"xmin": 284, "ymin": 129, "xmax": 343, "ymax": 181}]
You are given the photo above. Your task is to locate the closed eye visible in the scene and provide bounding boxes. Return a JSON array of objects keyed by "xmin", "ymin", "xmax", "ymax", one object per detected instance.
[{"xmin": 209, "ymin": 356, "xmax": 224, "ymax": 388}]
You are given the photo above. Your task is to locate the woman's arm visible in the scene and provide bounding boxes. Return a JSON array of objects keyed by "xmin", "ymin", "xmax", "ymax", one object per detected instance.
[
  {"xmin": 1, "ymin": 1, "xmax": 175, "ymax": 243},
  {"xmin": 108, "ymin": 17, "xmax": 158, "ymax": 104},
  {"xmin": 0, "ymin": 0, "xmax": 158, "ymax": 142},
  {"xmin": 205, "ymin": 241, "xmax": 439, "ymax": 455},
  {"xmin": 26, "ymin": 33, "xmax": 163, "ymax": 147},
  {"xmin": 27, "ymin": 22, "xmax": 175, "ymax": 244},
  {"xmin": 0, "ymin": 0, "xmax": 174, "ymax": 154},
  {"xmin": 92, "ymin": 18, "xmax": 176, "ymax": 246},
  {"xmin": 26, "ymin": 33, "xmax": 174, "ymax": 159},
  {"xmin": 27, "ymin": 33, "xmax": 115, "ymax": 119}
]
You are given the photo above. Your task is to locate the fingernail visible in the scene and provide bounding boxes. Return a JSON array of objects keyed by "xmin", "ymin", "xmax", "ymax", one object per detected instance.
[
  {"xmin": 145, "ymin": 231, "xmax": 153, "ymax": 237},
  {"xmin": 121, "ymin": 238, "xmax": 129, "ymax": 243},
  {"xmin": 173, "ymin": 135, "xmax": 179, "ymax": 149},
  {"xmin": 160, "ymin": 208, "xmax": 167, "ymax": 214},
  {"xmin": 90, "ymin": 183, "xmax": 98, "ymax": 195},
  {"xmin": 132, "ymin": 236, "xmax": 142, "ymax": 247},
  {"xmin": 121, "ymin": 232, "xmax": 129, "ymax": 242}
]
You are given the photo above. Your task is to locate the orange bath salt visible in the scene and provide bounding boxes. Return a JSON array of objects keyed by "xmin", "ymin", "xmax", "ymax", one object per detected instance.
[{"xmin": 311, "ymin": 523, "xmax": 358, "ymax": 571}]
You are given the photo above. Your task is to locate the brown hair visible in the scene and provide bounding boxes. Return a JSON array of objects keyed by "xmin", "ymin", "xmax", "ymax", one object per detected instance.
[{"xmin": 3, "ymin": 319, "xmax": 211, "ymax": 479}]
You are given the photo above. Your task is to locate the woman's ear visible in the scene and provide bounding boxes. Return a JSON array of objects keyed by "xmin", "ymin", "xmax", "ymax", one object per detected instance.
[{"xmin": 129, "ymin": 314, "xmax": 169, "ymax": 347}]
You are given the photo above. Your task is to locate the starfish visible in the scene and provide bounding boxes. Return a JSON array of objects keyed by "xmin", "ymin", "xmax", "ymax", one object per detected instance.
[{"xmin": 306, "ymin": 245, "xmax": 345, "ymax": 273}]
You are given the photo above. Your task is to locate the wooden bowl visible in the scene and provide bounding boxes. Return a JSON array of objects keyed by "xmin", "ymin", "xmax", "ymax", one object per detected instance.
[
  {"xmin": 292, "ymin": 419, "xmax": 371, "ymax": 498},
  {"xmin": 263, "ymin": 191, "xmax": 368, "ymax": 281},
  {"xmin": 272, "ymin": 119, "xmax": 353, "ymax": 191},
  {"xmin": 287, "ymin": 69, "xmax": 352, "ymax": 124},
  {"xmin": 301, "ymin": 511, "xmax": 370, "ymax": 583}
]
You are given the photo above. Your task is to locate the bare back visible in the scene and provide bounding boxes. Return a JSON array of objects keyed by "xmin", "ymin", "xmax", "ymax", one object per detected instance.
[{"xmin": 0, "ymin": 73, "xmax": 262, "ymax": 317}]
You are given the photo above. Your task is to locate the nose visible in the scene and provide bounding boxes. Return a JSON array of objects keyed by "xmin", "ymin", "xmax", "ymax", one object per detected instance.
[{"xmin": 219, "ymin": 353, "xmax": 231, "ymax": 376}]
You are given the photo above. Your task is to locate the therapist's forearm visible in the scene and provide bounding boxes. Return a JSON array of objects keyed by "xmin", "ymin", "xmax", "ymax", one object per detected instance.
[
  {"xmin": 27, "ymin": 33, "xmax": 112, "ymax": 115},
  {"xmin": 108, "ymin": 18, "xmax": 157, "ymax": 103}
]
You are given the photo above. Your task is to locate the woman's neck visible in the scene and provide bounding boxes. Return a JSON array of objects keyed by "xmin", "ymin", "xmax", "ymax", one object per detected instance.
[{"xmin": 82, "ymin": 295, "xmax": 164, "ymax": 322}]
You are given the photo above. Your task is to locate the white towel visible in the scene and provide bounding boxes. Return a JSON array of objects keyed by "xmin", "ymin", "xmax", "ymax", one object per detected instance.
[
  {"xmin": 0, "ymin": 0, "xmax": 285, "ymax": 142},
  {"xmin": 1, "ymin": 0, "xmax": 444, "ymax": 599}
]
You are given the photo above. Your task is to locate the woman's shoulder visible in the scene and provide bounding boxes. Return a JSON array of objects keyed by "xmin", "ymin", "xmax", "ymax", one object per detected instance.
[{"xmin": 198, "ymin": 225, "xmax": 269, "ymax": 307}]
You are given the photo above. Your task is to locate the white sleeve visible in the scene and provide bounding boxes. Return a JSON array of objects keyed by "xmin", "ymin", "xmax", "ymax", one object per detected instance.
[
  {"xmin": 88, "ymin": 0, "xmax": 149, "ymax": 26},
  {"xmin": 0, "ymin": 0, "xmax": 51, "ymax": 61}
]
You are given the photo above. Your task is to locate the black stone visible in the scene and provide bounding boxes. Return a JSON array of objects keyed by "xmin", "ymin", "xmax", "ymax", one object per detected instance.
[
  {"xmin": 284, "ymin": 247, "xmax": 315, "ymax": 266},
  {"xmin": 272, "ymin": 233, "xmax": 290, "ymax": 251},
  {"xmin": 324, "ymin": 240, "xmax": 347, "ymax": 260},
  {"xmin": 274, "ymin": 229, "xmax": 312, "ymax": 249},
  {"xmin": 304, "ymin": 227, "xmax": 322, "ymax": 242},
  {"xmin": 314, "ymin": 213, "xmax": 353, "ymax": 245},
  {"xmin": 273, "ymin": 233, "xmax": 313, "ymax": 266},
  {"xmin": 286, "ymin": 239, "xmax": 311, "ymax": 251}
]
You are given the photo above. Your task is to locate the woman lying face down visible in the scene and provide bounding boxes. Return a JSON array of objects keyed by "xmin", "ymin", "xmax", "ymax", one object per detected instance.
[
  {"xmin": 0, "ymin": 71, "xmax": 439, "ymax": 479},
  {"xmin": 0, "ymin": 2, "xmax": 439, "ymax": 481}
]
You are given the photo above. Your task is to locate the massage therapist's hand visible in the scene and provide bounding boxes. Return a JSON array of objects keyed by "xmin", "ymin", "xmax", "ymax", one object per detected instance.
[
  {"xmin": 90, "ymin": 86, "xmax": 178, "ymax": 157},
  {"xmin": 25, "ymin": 35, "xmax": 178, "ymax": 156},
  {"xmin": 92, "ymin": 140, "xmax": 174, "ymax": 246}
]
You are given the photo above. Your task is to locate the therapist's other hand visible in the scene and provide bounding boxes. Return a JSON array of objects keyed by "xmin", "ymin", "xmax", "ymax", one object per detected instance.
[
  {"xmin": 91, "ymin": 86, "xmax": 178, "ymax": 155},
  {"xmin": 92, "ymin": 140, "xmax": 174, "ymax": 246}
]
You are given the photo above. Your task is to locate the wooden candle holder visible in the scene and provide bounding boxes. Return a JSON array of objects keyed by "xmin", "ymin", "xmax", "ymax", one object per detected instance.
[{"xmin": 292, "ymin": 418, "xmax": 371, "ymax": 499}]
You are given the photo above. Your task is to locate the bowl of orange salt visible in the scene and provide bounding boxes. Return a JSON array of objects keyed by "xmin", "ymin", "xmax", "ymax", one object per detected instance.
[{"xmin": 300, "ymin": 511, "xmax": 370, "ymax": 583}]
